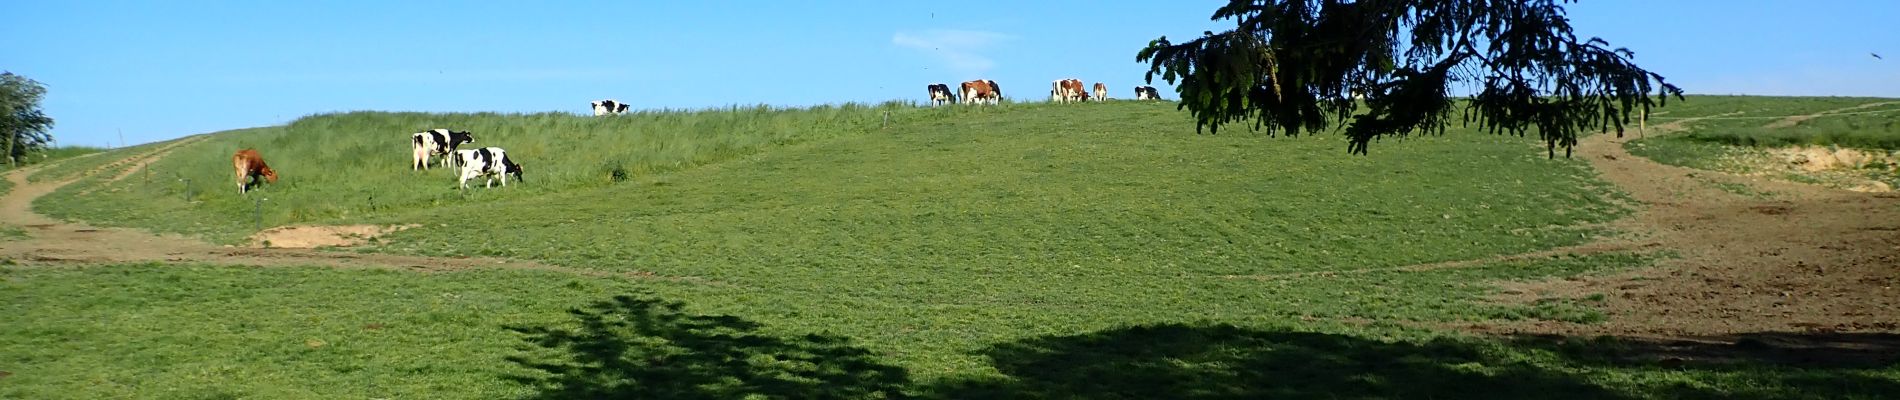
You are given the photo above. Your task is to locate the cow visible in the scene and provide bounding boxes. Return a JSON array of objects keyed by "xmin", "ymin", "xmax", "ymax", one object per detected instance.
[
  {"xmin": 411, "ymin": 129, "xmax": 474, "ymax": 171},
  {"xmin": 1135, "ymin": 85, "xmax": 1162, "ymax": 100},
  {"xmin": 1093, "ymin": 82, "xmax": 1109, "ymax": 101},
  {"xmin": 591, "ymin": 99, "xmax": 630, "ymax": 116},
  {"xmin": 961, "ymin": 79, "xmax": 1002, "ymax": 105},
  {"xmin": 927, "ymin": 83, "xmax": 957, "ymax": 106},
  {"xmin": 232, "ymin": 148, "xmax": 277, "ymax": 195},
  {"xmin": 1051, "ymin": 79, "xmax": 1088, "ymax": 103},
  {"xmin": 457, "ymin": 147, "xmax": 524, "ymax": 189}
]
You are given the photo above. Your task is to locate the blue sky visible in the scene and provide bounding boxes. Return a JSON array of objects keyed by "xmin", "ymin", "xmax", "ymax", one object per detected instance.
[{"xmin": 5, "ymin": 1, "xmax": 1896, "ymax": 148}]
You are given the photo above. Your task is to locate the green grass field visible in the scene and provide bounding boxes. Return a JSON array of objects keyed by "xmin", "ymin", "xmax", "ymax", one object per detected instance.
[{"xmin": 8, "ymin": 98, "xmax": 1896, "ymax": 398}]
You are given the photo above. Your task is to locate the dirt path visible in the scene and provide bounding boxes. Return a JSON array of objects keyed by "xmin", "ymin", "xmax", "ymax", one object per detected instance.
[
  {"xmin": 0, "ymin": 145, "xmax": 681, "ymax": 283},
  {"xmin": 1762, "ymin": 101, "xmax": 1899, "ymax": 129},
  {"xmin": 1482, "ymin": 104, "xmax": 1900, "ymax": 336}
]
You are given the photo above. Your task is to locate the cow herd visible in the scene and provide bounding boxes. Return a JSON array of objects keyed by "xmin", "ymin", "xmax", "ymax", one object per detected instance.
[
  {"xmin": 226, "ymin": 127, "xmax": 527, "ymax": 195},
  {"xmin": 409, "ymin": 128, "xmax": 525, "ymax": 189},
  {"xmin": 925, "ymin": 79, "xmax": 1163, "ymax": 106},
  {"xmin": 224, "ymin": 85, "xmax": 1167, "ymax": 195}
]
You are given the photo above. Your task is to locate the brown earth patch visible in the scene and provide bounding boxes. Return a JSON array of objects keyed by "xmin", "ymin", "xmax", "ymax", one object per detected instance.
[
  {"xmin": 1475, "ymin": 104, "xmax": 1900, "ymax": 337},
  {"xmin": 249, "ymin": 224, "xmax": 419, "ymax": 248}
]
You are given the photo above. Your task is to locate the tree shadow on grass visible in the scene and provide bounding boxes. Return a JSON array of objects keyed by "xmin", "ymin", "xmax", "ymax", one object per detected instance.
[
  {"xmin": 924, "ymin": 324, "xmax": 1900, "ymax": 400},
  {"xmin": 503, "ymin": 296, "xmax": 1898, "ymax": 400},
  {"xmin": 925, "ymin": 323, "xmax": 1629, "ymax": 400},
  {"xmin": 504, "ymin": 295, "xmax": 911, "ymax": 399}
]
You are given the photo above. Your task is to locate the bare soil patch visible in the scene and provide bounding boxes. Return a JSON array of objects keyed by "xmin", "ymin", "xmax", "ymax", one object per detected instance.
[
  {"xmin": 0, "ymin": 150, "xmax": 687, "ymax": 283},
  {"xmin": 1480, "ymin": 105, "xmax": 1900, "ymax": 337},
  {"xmin": 249, "ymin": 224, "xmax": 418, "ymax": 248}
]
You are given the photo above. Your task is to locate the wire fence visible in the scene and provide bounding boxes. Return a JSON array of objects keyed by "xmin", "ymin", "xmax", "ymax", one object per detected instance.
[{"xmin": 1648, "ymin": 108, "xmax": 1900, "ymax": 120}]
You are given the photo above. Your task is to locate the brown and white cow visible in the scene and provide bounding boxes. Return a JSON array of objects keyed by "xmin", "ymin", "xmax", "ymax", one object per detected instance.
[
  {"xmin": 1134, "ymin": 85, "xmax": 1162, "ymax": 100},
  {"xmin": 1050, "ymin": 79, "xmax": 1088, "ymax": 103},
  {"xmin": 927, "ymin": 83, "xmax": 957, "ymax": 106},
  {"xmin": 232, "ymin": 148, "xmax": 278, "ymax": 194},
  {"xmin": 1093, "ymin": 82, "xmax": 1108, "ymax": 101},
  {"xmin": 960, "ymin": 79, "xmax": 1002, "ymax": 105}
]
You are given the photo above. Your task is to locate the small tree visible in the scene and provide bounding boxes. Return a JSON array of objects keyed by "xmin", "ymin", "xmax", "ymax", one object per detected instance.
[
  {"xmin": 0, "ymin": 72, "xmax": 56, "ymax": 167},
  {"xmin": 1138, "ymin": 0, "xmax": 1682, "ymax": 157}
]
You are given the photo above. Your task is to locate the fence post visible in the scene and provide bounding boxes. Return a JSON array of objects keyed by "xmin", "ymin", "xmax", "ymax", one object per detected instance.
[
  {"xmin": 883, "ymin": 111, "xmax": 890, "ymax": 129},
  {"xmin": 254, "ymin": 197, "xmax": 263, "ymax": 231},
  {"xmin": 1639, "ymin": 113, "xmax": 1646, "ymax": 138},
  {"xmin": 183, "ymin": 178, "xmax": 192, "ymax": 202}
]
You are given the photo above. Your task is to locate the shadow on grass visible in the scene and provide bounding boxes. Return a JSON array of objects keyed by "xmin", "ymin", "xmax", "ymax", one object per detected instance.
[
  {"xmin": 505, "ymin": 297, "xmax": 1898, "ymax": 400},
  {"xmin": 504, "ymin": 294, "xmax": 912, "ymax": 399},
  {"xmin": 925, "ymin": 324, "xmax": 1900, "ymax": 400}
]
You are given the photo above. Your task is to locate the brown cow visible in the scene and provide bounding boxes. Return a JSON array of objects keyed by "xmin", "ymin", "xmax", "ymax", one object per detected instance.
[
  {"xmin": 1093, "ymin": 82, "xmax": 1108, "ymax": 101},
  {"xmin": 1051, "ymin": 79, "xmax": 1088, "ymax": 103},
  {"xmin": 232, "ymin": 148, "xmax": 278, "ymax": 194},
  {"xmin": 961, "ymin": 79, "xmax": 1002, "ymax": 105}
]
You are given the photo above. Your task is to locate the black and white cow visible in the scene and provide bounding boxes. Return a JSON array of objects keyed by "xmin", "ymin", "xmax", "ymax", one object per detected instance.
[
  {"xmin": 1134, "ymin": 85, "xmax": 1162, "ymax": 100},
  {"xmin": 456, "ymin": 147, "xmax": 524, "ymax": 189},
  {"xmin": 411, "ymin": 128, "xmax": 474, "ymax": 170},
  {"xmin": 927, "ymin": 83, "xmax": 957, "ymax": 106},
  {"xmin": 591, "ymin": 99, "xmax": 630, "ymax": 116}
]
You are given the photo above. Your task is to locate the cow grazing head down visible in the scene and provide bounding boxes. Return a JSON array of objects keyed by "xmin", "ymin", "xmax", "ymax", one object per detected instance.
[
  {"xmin": 1051, "ymin": 79, "xmax": 1088, "ymax": 103},
  {"xmin": 1134, "ymin": 85, "xmax": 1161, "ymax": 100},
  {"xmin": 591, "ymin": 99, "xmax": 630, "ymax": 116},
  {"xmin": 927, "ymin": 83, "xmax": 957, "ymax": 106},
  {"xmin": 458, "ymin": 147, "xmax": 525, "ymax": 189},
  {"xmin": 232, "ymin": 148, "xmax": 277, "ymax": 194}
]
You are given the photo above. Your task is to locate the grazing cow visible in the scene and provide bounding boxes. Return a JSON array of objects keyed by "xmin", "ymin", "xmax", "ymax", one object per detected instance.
[
  {"xmin": 1093, "ymin": 82, "xmax": 1109, "ymax": 101},
  {"xmin": 591, "ymin": 99, "xmax": 630, "ymax": 116},
  {"xmin": 232, "ymin": 148, "xmax": 277, "ymax": 194},
  {"xmin": 457, "ymin": 147, "xmax": 524, "ymax": 189},
  {"xmin": 1134, "ymin": 85, "xmax": 1162, "ymax": 100},
  {"xmin": 961, "ymin": 79, "xmax": 1002, "ymax": 105},
  {"xmin": 927, "ymin": 83, "xmax": 957, "ymax": 106},
  {"xmin": 411, "ymin": 129, "xmax": 474, "ymax": 171},
  {"xmin": 1050, "ymin": 79, "xmax": 1088, "ymax": 103}
]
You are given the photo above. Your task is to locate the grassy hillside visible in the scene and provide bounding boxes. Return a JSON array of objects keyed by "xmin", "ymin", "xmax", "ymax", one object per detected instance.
[
  {"xmin": 10, "ymin": 98, "xmax": 1894, "ymax": 398},
  {"xmin": 38, "ymin": 103, "xmax": 923, "ymax": 243},
  {"xmin": 1627, "ymin": 96, "xmax": 1899, "ymax": 187}
]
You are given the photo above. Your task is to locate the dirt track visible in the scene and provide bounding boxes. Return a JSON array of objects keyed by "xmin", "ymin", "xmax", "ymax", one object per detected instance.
[
  {"xmin": 1486, "ymin": 105, "xmax": 1900, "ymax": 336},
  {"xmin": 4, "ymin": 106, "xmax": 1896, "ymax": 337},
  {"xmin": 0, "ymin": 143, "xmax": 670, "ymax": 282}
]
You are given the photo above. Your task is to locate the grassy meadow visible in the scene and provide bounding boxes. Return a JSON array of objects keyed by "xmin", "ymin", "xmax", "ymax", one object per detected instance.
[
  {"xmin": 8, "ymin": 97, "xmax": 1896, "ymax": 398},
  {"xmin": 1627, "ymin": 96, "xmax": 1900, "ymax": 186}
]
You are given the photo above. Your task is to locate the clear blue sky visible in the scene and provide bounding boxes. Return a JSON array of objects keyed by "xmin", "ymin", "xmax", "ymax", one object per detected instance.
[{"xmin": 5, "ymin": 0, "xmax": 1896, "ymax": 148}]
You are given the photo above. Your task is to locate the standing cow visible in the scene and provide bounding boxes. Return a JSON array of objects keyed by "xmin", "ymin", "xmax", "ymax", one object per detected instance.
[
  {"xmin": 1051, "ymin": 79, "xmax": 1088, "ymax": 103},
  {"xmin": 412, "ymin": 129, "xmax": 474, "ymax": 170},
  {"xmin": 457, "ymin": 147, "xmax": 524, "ymax": 189},
  {"xmin": 961, "ymin": 79, "xmax": 1002, "ymax": 105},
  {"xmin": 591, "ymin": 99, "xmax": 630, "ymax": 116},
  {"xmin": 927, "ymin": 83, "xmax": 958, "ymax": 106},
  {"xmin": 232, "ymin": 148, "xmax": 278, "ymax": 194},
  {"xmin": 1093, "ymin": 82, "xmax": 1109, "ymax": 101}
]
